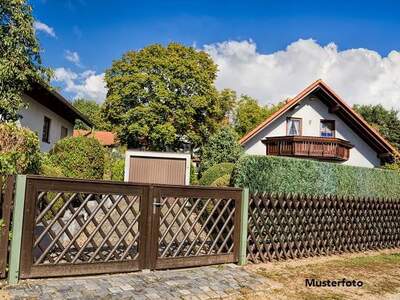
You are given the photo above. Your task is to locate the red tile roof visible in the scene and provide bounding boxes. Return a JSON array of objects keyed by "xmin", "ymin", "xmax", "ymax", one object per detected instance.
[{"xmin": 73, "ymin": 130, "xmax": 118, "ymax": 146}]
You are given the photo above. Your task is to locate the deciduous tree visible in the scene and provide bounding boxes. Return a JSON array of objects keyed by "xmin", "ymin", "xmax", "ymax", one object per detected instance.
[
  {"xmin": 0, "ymin": 0, "xmax": 51, "ymax": 121},
  {"xmin": 73, "ymin": 99, "xmax": 110, "ymax": 130},
  {"xmin": 103, "ymin": 43, "xmax": 233, "ymax": 151}
]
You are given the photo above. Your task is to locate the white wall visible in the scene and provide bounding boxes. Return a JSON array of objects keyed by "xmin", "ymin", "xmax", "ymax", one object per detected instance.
[
  {"xmin": 19, "ymin": 94, "xmax": 74, "ymax": 152},
  {"xmin": 244, "ymin": 97, "xmax": 381, "ymax": 168}
]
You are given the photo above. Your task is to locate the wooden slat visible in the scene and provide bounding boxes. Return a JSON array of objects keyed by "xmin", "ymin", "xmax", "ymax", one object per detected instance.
[
  {"xmin": 0, "ymin": 176, "xmax": 15, "ymax": 278},
  {"xmin": 247, "ymin": 192, "xmax": 400, "ymax": 263}
]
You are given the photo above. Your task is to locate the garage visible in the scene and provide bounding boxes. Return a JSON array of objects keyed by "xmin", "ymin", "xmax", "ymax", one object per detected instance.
[{"xmin": 124, "ymin": 151, "xmax": 191, "ymax": 185}]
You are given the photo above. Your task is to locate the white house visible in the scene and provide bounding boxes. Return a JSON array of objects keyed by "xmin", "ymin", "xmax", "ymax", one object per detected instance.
[
  {"xmin": 19, "ymin": 82, "xmax": 92, "ymax": 152},
  {"xmin": 240, "ymin": 80, "xmax": 399, "ymax": 168}
]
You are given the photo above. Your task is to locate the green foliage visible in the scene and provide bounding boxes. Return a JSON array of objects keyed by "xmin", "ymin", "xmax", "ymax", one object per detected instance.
[
  {"xmin": 382, "ymin": 160, "xmax": 400, "ymax": 172},
  {"xmin": 0, "ymin": 0, "xmax": 51, "ymax": 121},
  {"xmin": 200, "ymin": 127, "xmax": 243, "ymax": 174},
  {"xmin": 40, "ymin": 154, "xmax": 63, "ymax": 177},
  {"xmin": 48, "ymin": 136, "xmax": 105, "ymax": 179},
  {"xmin": 72, "ymin": 99, "xmax": 110, "ymax": 130},
  {"xmin": 353, "ymin": 104, "xmax": 400, "ymax": 149},
  {"xmin": 232, "ymin": 155, "xmax": 400, "ymax": 198},
  {"xmin": 210, "ymin": 174, "xmax": 231, "ymax": 187},
  {"xmin": 233, "ymin": 95, "xmax": 284, "ymax": 137},
  {"xmin": 199, "ymin": 163, "xmax": 235, "ymax": 186},
  {"xmin": 0, "ymin": 123, "xmax": 41, "ymax": 174},
  {"xmin": 103, "ymin": 147, "xmax": 125, "ymax": 181},
  {"xmin": 103, "ymin": 43, "xmax": 233, "ymax": 151},
  {"xmin": 190, "ymin": 163, "xmax": 198, "ymax": 185}
]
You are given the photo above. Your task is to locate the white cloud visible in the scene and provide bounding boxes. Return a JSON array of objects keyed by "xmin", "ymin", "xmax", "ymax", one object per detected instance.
[
  {"xmin": 64, "ymin": 50, "xmax": 81, "ymax": 67},
  {"xmin": 33, "ymin": 21, "xmax": 56, "ymax": 38},
  {"xmin": 53, "ymin": 68, "xmax": 107, "ymax": 103},
  {"xmin": 204, "ymin": 39, "xmax": 400, "ymax": 110}
]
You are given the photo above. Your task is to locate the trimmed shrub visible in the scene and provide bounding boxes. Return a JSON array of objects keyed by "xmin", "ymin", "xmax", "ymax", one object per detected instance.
[
  {"xmin": 40, "ymin": 154, "xmax": 64, "ymax": 177},
  {"xmin": 49, "ymin": 136, "xmax": 105, "ymax": 179},
  {"xmin": 0, "ymin": 123, "xmax": 41, "ymax": 174},
  {"xmin": 199, "ymin": 163, "xmax": 234, "ymax": 186},
  {"xmin": 200, "ymin": 127, "xmax": 243, "ymax": 174},
  {"xmin": 232, "ymin": 155, "xmax": 400, "ymax": 198},
  {"xmin": 211, "ymin": 174, "xmax": 231, "ymax": 187},
  {"xmin": 190, "ymin": 163, "xmax": 198, "ymax": 185},
  {"xmin": 110, "ymin": 158, "xmax": 125, "ymax": 181},
  {"xmin": 103, "ymin": 147, "xmax": 125, "ymax": 181}
]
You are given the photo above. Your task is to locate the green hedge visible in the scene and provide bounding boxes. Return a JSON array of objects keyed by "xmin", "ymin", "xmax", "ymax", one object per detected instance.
[
  {"xmin": 199, "ymin": 163, "xmax": 234, "ymax": 186},
  {"xmin": 232, "ymin": 155, "xmax": 400, "ymax": 198}
]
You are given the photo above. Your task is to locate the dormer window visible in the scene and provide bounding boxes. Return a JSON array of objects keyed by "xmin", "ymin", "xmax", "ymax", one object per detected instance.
[
  {"xmin": 320, "ymin": 120, "xmax": 335, "ymax": 137},
  {"xmin": 286, "ymin": 117, "xmax": 302, "ymax": 136}
]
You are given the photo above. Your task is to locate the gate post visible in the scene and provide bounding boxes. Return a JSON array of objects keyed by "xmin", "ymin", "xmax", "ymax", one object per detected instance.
[
  {"xmin": 238, "ymin": 188, "xmax": 249, "ymax": 266},
  {"xmin": 8, "ymin": 175, "xmax": 27, "ymax": 284}
]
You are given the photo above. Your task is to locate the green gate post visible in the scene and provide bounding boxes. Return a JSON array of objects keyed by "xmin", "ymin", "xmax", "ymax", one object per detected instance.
[
  {"xmin": 238, "ymin": 188, "xmax": 249, "ymax": 266},
  {"xmin": 8, "ymin": 175, "xmax": 27, "ymax": 284}
]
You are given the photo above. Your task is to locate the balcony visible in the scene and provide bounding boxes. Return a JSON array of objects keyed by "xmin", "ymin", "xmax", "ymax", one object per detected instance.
[{"xmin": 262, "ymin": 136, "xmax": 354, "ymax": 161}]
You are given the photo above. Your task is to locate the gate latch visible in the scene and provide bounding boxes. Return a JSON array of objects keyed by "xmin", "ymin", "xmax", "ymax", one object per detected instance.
[{"xmin": 153, "ymin": 202, "xmax": 162, "ymax": 207}]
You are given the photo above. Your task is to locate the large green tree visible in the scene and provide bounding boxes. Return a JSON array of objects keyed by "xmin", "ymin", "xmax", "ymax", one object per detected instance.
[
  {"xmin": 353, "ymin": 104, "xmax": 400, "ymax": 149},
  {"xmin": 72, "ymin": 99, "xmax": 110, "ymax": 130},
  {"xmin": 103, "ymin": 43, "xmax": 233, "ymax": 151},
  {"xmin": 0, "ymin": 0, "xmax": 51, "ymax": 122},
  {"xmin": 233, "ymin": 95, "xmax": 283, "ymax": 137}
]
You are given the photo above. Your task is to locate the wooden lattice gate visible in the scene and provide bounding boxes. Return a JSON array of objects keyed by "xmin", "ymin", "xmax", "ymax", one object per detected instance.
[{"xmin": 18, "ymin": 176, "xmax": 242, "ymax": 278}]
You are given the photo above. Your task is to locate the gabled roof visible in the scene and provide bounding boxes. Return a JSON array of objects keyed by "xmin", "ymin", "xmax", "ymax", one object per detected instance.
[
  {"xmin": 73, "ymin": 130, "xmax": 118, "ymax": 146},
  {"xmin": 240, "ymin": 79, "xmax": 400, "ymax": 159},
  {"xmin": 25, "ymin": 81, "xmax": 93, "ymax": 127}
]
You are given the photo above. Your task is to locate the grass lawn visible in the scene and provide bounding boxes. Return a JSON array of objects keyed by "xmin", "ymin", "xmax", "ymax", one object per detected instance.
[{"xmin": 245, "ymin": 249, "xmax": 400, "ymax": 300}]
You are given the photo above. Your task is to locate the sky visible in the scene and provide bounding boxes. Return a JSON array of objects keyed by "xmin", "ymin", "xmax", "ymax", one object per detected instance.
[{"xmin": 31, "ymin": 0, "xmax": 400, "ymax": 110}]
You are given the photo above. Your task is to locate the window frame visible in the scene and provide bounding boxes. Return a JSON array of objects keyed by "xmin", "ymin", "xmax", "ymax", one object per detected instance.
[
  {"xmin": 320, "ymin": 119, "xmax": 335, "ymax": 138},
  {"xmin": 60, "ymin": 126, "xmax": 68, "ymax": 139},
  {"xmin": 286, "ymin": 117, "xmax": 303, "ymax": 136},
  {"xmin": 42, "ymin": 116, "xmax": 51, "ymax": 144}
]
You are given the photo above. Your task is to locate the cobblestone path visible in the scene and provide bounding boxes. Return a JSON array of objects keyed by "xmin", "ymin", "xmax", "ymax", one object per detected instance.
[{"xmin": 2, "ymin": 264, "xmax": 269, "ymax": 299}]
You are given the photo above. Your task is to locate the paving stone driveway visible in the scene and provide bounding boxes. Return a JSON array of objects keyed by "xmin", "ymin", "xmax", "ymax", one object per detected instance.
[{"xmin": 2, "ymin": 264, "xmax": 269, "ymax": 299}]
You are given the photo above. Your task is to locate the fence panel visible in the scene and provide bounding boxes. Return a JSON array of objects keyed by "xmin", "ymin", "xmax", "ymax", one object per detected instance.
[
  {"xmin": 0, "ymin": 176, "xmax": 15, "ymax": 278},
  {"xmin": 151, "ymin": 186, "xmax": 242, "ymax": 269},
  {"xmin": 247, "ymin": 192, "xmax": 400, "ymax": 263},
  {"xmin": 20, "ymin": 176, "xmax": 151, "ymax": 278}
]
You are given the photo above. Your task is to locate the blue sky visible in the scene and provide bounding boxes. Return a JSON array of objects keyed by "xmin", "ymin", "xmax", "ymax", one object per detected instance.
[{"xmin": 31, "ymin": 0, "xmax": 400, "ymax": 109}]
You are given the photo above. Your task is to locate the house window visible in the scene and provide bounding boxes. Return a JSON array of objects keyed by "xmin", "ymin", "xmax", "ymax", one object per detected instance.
[
  {"xmin": 320, "ymin": 120, "xmax": 335, "ymax": 137},
  {"xmin": 286, "ymin": 118, "xmax": 302, "ymax": 136},
  {"xmin": 60, "ymin": 126, "xmax": 68, "ymax": 139},
  {"xmin": 42, "ymin": 116, "xmax": 51, "ymax": 143}
]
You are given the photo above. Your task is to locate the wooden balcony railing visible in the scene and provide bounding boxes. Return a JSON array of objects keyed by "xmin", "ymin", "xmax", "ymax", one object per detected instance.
[{"xmin": 262, "ymin": 136, "xmax": 354, "ymax": 161}]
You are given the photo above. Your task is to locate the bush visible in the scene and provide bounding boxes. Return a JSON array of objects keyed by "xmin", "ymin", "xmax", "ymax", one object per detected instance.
[
  {"xmin": 200, "ymin": 127, "xmax": 243, "ymax": 174},
  {"xmin": 103, "ymin": 147, "xmax": 125, "ymax": 181},
  {"xmin": 199, "ymin": 163, "xmax": 234, "ymax": 186},
  {"xmin": 40, "ymin": 154, "xmax": 64, "ymax": 177},
  {"xmin": 232, "ymin": 155, "xmax": 400, "ymax": 198},
  {"xmin": 211, "ymin": 174, "xmax": 231, "ymax": 187},
  {"xmin": 48, "ymin": 136, "xmax": 105, "ymax": 179},
  {"xmin": 0, "ymin": 123, "xmax": 41, "ymax": 174},
  {"xmin": 190, "ymin": 163, "xmax": 198, "ymax": 185}
]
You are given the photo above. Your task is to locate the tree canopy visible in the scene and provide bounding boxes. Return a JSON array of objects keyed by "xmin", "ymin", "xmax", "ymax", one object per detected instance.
[
  {"xmin": 0, "ymin": 0, "xmax": 51, "ymax": 122},
  {"xmin": 353, "ymin": 104, "xmax": 400, "ymax": 149},
  {"xmin": 233, "ymin": 94, "xmax": 284, "ymax": 137},
  {"xmin": 72, "ymin": 99, "xmax": 110, "ymax": 130},
  {"xmin": 102, "ymin": 43, "xmax": 233, "ymax": 151}
]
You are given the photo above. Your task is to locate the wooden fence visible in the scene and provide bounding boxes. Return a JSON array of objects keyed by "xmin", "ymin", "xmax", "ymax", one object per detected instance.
[
  {"xmin": 0, "ymin": 176, "xmax": 14, "ymax": 279},
  {"xmin": 16, "ymin": 176, "xmax": 242, "ymax": 278},
  {"xmin": 246, "ymin": 192, "xmax": 400, "ymax": 263}
]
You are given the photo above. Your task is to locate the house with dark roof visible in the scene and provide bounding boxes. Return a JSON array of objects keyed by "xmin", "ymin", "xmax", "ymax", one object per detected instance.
[
  {"xmin": 240, "ymin": 80, "xmax": 399, "ymax": 168},
  {"xmin": 19, "ymin": 82, "xmax": 92, "ymax": 152}
]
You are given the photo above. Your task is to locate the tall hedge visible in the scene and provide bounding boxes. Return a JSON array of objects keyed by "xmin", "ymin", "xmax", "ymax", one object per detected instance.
[
  {"xmin": 0, "ymin": 123, "xmax": 41, "ymax": 174},
  {"xmin": 232, "ymin": 155, "xmax": 400, "ymax": 198},
  {"xmin": 49, "ymin": 136, "xmax": 105, "ymax": 179}
]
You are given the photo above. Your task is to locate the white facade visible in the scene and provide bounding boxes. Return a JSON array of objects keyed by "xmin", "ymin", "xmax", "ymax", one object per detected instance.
[
  {"xmin": 19, "ymin": 94, "xmax": 74, "ymax": 152},
  {"xmin": 244, "ymin": 96, "xmax": 381, "ymax": 168}
]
